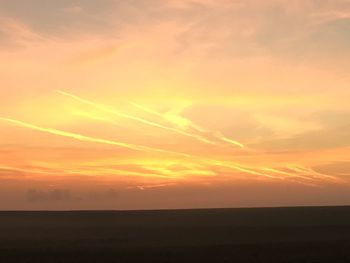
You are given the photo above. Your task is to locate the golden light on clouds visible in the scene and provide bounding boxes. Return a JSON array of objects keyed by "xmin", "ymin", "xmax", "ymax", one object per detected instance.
[{"xmin": 0, "ymin": 0, "xmax": 350, "ymax": 209}]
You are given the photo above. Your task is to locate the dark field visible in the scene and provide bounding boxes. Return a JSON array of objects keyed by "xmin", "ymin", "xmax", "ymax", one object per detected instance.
[{"xmin": 1, "ymin": 206, "xmax": 350, "ymax": 262}]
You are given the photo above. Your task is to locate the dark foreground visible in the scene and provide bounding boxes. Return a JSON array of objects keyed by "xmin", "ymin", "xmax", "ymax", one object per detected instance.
[{"xmin": 1, "ymin": 207, "xmax": 350, "ymax": 262}]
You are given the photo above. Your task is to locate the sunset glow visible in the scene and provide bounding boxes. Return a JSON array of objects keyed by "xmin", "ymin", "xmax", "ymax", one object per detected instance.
[{"xmin": 1, "ymin": 0, "xmax": 350, "ymax": 210}]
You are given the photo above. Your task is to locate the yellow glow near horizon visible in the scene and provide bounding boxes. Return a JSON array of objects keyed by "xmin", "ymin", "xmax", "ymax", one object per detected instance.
[{"xmin": 0, "ymin": 0, "xmax": 349, "ymax": 209}]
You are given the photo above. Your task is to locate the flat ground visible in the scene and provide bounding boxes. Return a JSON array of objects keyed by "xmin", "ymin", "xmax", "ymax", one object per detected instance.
[{"xmin": 1, "ymin": 206, "xmax": 350, "ymax": 262}]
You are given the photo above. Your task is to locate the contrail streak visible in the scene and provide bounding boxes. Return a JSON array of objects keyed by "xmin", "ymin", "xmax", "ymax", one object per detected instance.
[
  {"xmin": 70, "ymin": 167, "xmax": 177, "ymax": 179},
  {"xmin": 0, "ymin": 164, "xmax": 178, "ymax": 179},
  {"xmin": 57, "ymin": 90, "xmax": 215, "ymax": 145},
  {"xmin": 288, "ymin": 166, "xmax": 341, "ymax": 182},
  {"xmin": 0, "ymin": 117, "xmax": 143, "ymax": 150},
  {"xmin": 1, "ymin": 117, "xmax": 323, "ymax": 184},
  {"xmin": 261, "ymin": 167, "xmax": 316, "ymax": 181},
  {"xmin": 130, "ymin": 102, "xmax": 205, "ymax": 132},
  {"xmin": 213, "ymin": 131, "xmax": 244, "ymax": 148},
  {"xmin": 130, "ymin": 101, "xmax": 244, "ymax": 148},
  {"xmin": 0, "ymin": 117, "xmax": 191, "ymax": 158},
  {"xmin": 207, "ymin": 160, "xmax": 281, "ymax": 179},
  {"xmin": 1, "ymin": 117, "xmax": 279, "ymax": 180},
  {"xmin": 0, "ymin": 165, "xmax": 59, "ymax": 176}
]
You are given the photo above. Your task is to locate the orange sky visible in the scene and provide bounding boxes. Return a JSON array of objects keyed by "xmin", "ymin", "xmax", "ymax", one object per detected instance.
[{"xmin": 0, "ymin": 0, "xmax": 350, "ymax": 210}]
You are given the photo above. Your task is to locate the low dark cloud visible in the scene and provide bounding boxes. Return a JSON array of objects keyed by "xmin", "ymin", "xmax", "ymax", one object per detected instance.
[
  {"xmin": 25, "ymin": 188, "xmax": 119, "ymax": 203},
  {"xmin": 26, "ymin": 189, "xmax": 71, "ymax": 202}
]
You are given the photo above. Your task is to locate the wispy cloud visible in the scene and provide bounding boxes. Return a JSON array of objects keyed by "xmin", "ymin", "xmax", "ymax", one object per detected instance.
[{"xmin": 1, "ymin": 0, "xmax": 349, "ymax": 209}]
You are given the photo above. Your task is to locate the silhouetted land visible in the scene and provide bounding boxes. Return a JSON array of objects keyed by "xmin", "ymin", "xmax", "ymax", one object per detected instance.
[{"xmin": 1, "ymin": 206, "xmax": 350, "ymax": 262}]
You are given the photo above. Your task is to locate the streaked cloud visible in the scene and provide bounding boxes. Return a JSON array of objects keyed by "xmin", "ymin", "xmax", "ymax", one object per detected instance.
[{"xmin": 0, "ymin": 0, "xmax": 349, "ymax": 209}]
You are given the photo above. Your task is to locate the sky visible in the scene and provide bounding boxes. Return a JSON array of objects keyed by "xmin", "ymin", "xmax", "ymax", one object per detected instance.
[{"xmin": 0, "ymin": 0, "xmax": 350, "ymax": 210}]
